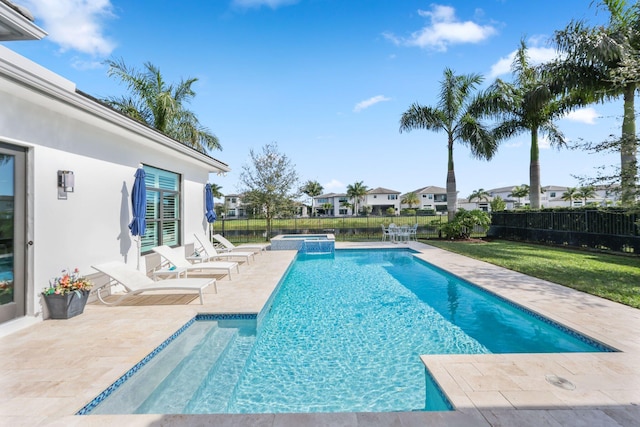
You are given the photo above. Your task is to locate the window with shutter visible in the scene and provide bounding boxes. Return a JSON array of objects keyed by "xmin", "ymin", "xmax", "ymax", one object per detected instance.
[{"xmin": 141, "ymin": 165, "xmax": 181, "ymax": 252}]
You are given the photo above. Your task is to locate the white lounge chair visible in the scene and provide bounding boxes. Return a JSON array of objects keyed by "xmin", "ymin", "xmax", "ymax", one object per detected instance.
[
  {"xmin": 193, "ymin": 233, "xmax": 255, "ymax": 264},
  {"xmin": 92, "ymin": 261, "xmax": 215, "ymax": 305},
  {"xmin": 212, "ymin": 234, "xmax": 270, "ymax": 255},
  {"xmin": 152, "ymin": 245, "xmax": 240, "ymax": 280}
]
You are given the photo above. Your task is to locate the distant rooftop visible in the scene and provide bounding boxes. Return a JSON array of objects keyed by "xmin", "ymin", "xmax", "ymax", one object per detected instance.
[{"xmin": 0, "ymin": 0, "xmax": 47, "ymax": 41}]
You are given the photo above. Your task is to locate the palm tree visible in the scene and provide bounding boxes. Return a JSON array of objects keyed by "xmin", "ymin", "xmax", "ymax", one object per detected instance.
[
  {"xmin": 468, "ymin": 188, "xmax": 491, "ymax": 204},
  {"xmin": 400, "ymin": 68, "xmax": 498, "ymax": 220},
  {"xmin": 103, "ymin": 58, "xmax": 221, "ymax": 154},
  {"xmin": 561, "ymin": 187, "xmax": 578, "ymax": 207},
  {"xmin": 548, "ymin": 0, "xmax": 640, "ymax": 205},
  {"xmin": 401, "ymin": 192, "xmax": 420, "ymax": 209},
  {"xmin": 300, "ymin": 180, "xmax": 323, "ymax": 216},
  {"xmin": 577, "ymin": 186, "xmax": 597, "ymax": 205},
  {"xmin": 509, "ymin": 184, "xmax": 530, "ymax": 208},
  {"xmin": 208, "ymin": 182, "xmax": 223, "ymax": 200},
  {"xmin": 346, "ymin": 181, "xmax": 368, "ymax": 216},
  {"xmin": 481, "ymin": 40, "xmax": 579, "ymax": 209},
  {"xmin": 322, "ymin": 202, "xmax": 333, "ymax": 216},
  {"xmin": 340, "ymin": 199, "xmax": 353, "ymax": 214}
]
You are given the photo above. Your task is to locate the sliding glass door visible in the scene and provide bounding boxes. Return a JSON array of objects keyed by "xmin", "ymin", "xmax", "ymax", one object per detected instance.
[{"xmin": 0, "ymin": 143, "xmax": 26, "ymax": 324}]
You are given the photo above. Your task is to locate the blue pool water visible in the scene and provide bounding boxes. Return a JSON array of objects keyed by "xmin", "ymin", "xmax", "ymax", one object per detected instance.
[{"xmin": 84, "ymin": 249, "xmax": 613, "ymax": 415}]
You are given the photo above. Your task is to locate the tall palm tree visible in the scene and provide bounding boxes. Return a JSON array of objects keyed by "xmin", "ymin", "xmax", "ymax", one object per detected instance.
[
  {"xmin": 481, "ymin": 40, "xmax": 579, "ymax": 209},
  {"xmin": 103, "ymin": 58, "xmax": 221, "ymax": 154},
  {"xmin": 509, "ymin": 184, "xmax": 530, "ymax": 208},
  {"xmin": 346, "ymin": 181, "xmax": 368, "ymax": 216},
  {"xmin": 300, "ymin": 180, "xmax": 324, "ymax": 216},
  {"xmin": 468, "ymin": 188, "xmax": 491, "ymax": 203},
  {"xmin": 400, "ymin": 68, "xmax": 498, "ymax": 220},
  {"xmin": 562, "ymin": 187, "xmax": 578, "ymax": 206},
  {"xmin": 548, "ymin": 0, "xmax": 640, "ymax": 205},
  {"xmin": 401, "ymin": 192, "xmax": 420, "ymax": 209},
  {"xmin": 577, "ymin": 186, "xmax": 597, "ymax": 205}
]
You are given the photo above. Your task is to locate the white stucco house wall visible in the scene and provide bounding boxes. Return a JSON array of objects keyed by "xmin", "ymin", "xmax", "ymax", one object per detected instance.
[
  {"xmin": 223, "ymin": 193, "xmax": 245, "ymax": 218},
  {"xmin": 365, "ymin": 187, "xmax": 401, "ymax": 216},
  {"xmin": 312, "ymin": 193, "xmax": 351, "ymax": 216},
  {"xmin": 0, "ymin": 3, "xmax": 230, "ymax": 334}
]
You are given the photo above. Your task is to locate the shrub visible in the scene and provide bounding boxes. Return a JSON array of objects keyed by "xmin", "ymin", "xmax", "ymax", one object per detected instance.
[{"xmin": 441, "ymin": 209, "xmax": 491, "ymax": 239}]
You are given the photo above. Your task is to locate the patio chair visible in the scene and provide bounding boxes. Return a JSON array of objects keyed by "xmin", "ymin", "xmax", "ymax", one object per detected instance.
[
  {"xmin": 193, "ymin": 233, "xmax": 255, "ymax": 264},
  {"xmin": 387, "ymin": 223, "xmax": 398, "ymax": 243},
  {"xmin": 212, "ymin": 234, "xmax": 270, "ymax": 255},
  {"xmin": 395, "ymin": 225, "xmax": 411, "ymax": 243},
  {"xmin": 408, "ymin": 223, "xmax": 418, "ymax": 241},
  {"xmin": 381, "ymin": 224, "xmax": 391, "ymax": 242},
  {"xmin": 92, "ymin": 261, "xmax": 216, "ymax": 305},
  {"xmin": 152, "ymin": 245, "xmax": 240, "ymax": 280}
]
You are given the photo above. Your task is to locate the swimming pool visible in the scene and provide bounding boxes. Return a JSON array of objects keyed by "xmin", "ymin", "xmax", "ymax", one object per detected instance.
[{"xmin": 82, "ymin": 249, "xmax": 614, "ymax": 415}]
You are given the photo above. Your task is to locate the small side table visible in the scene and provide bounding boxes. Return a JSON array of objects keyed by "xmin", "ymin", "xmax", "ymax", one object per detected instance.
[{"xmin": 152, "ymin": 267, "xmax": 187, "ymax": 280}]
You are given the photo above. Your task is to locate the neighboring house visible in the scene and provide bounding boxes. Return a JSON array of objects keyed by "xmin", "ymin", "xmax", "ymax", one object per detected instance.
[
  {"xmin": 540, "ymin": 185, "xmax": 570, "ymax": 207},
  {"xmin": 223, "ymin": 194, "xmax": 246, "ymax": 218},
  {"xmin": 223, "ymin": 194, "xmax": 308, "ymax": 218},
  {"xmin": 0, "ymin": 3, "xmax": 230, "ymax": 333},
  {"xmin": 365, "ymin": 187, "xmax": 401, "ymax": 216},
  {"xmin": 312, "ymin": 188, "xmax": 401, "ymax": 217},
  {"xmin": 458, "ymin": 197, "xmax": 491, "ymax": 212},
  {"xmin": 487, "ymin": 186, "xmax": 524, "ymax": 210},
  {"xmin": 312, "ymin": 193, "xmax": 351, "ymax": 216},
  {"xmin": 401, "ymin": 186, "xmax": 449, "ymax": 215},
  {"xmin": 487, "ymin": 185, "xmax": 613, "ymax": 209}
]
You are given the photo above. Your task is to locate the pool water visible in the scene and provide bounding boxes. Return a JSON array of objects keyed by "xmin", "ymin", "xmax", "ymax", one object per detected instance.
[{"xmin": 85, "ymin": 249, "xmax": 612, "ymax": 415}]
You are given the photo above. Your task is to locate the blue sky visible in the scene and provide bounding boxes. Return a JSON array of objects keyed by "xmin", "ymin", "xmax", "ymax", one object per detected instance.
[{"xmin": 5, "ymin": 0, "xmax": 624, "ymax": 199}]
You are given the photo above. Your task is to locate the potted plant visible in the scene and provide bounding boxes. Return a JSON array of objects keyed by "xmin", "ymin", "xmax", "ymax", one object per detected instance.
[{"xmin": 42, "ymin": 268, "xmax": 93, "ymax": 319}]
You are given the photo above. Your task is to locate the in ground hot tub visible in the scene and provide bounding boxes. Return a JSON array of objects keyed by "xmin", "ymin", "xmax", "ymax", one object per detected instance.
[{"xmin": 270, "ymin": 234, "xmax": 335, "ymax": 253}]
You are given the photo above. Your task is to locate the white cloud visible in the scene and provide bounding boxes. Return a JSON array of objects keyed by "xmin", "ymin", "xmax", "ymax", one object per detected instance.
[
  {"xmin": 489, "ymin": 46, "xmax": 558, "ymax": 78},
  {"xmin": 232, "ymin": 0, "xmax": 299, "ymax": 9},
  {"xmin": 385, "ymin": 4, "xmax": 497, "ymax": 52},
  {"xmin": 564, "ymin": 107, "xmax": 598, "ymax": 125},
  {"xmin": 71, "ymin": 57, "xmax": 103, "ymax": 70},
  {"xmin": 23, "ymin": 0, "xmax": 116, "ymax": 56},
  {"xmin": 504, "ymin": 141, "xmax": 523, "ymax": 148},
  {"xmin": 353, "ymin": 95, "xmax": 391, "ymax": 112},
  {"xmin": 539, "ymin": 135, "xmax": 551, "ymax": 149},
  {"xmin": 323, "ymin": 179, "xmax": 345, "ymax": 192}
]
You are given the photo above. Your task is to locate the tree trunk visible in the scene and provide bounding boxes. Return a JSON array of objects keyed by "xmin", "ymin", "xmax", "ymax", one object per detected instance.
[
  {"xmin": 620, "ymin": 84, "xmax": 638, "ymax": 206},
  {"xmin": 446, "ymin": 139, "xmax": 456, "ymax": 221},
  {"xmin": 529, "ymin": 129, "xmax": 541, "ymax": 209}
]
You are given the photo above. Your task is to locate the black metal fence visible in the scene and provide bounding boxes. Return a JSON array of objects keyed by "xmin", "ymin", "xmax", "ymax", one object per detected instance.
[
  {"xmin": 210, "ymin": 215, "xmax": 449, "ymax": 243},
  {"xmin": 488, "ymin": 209, "xmax": 640, "ymax": 253}
]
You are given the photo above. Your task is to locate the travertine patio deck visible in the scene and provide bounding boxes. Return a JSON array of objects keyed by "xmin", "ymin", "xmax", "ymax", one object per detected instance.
[{"xmin": 0, "ymin": 241, "xmax": 638, "ymax": 426}]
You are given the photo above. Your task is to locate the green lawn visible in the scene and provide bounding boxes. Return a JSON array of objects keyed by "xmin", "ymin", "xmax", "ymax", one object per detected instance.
[{"xmin": 424, "ymin": 239, "xmax": 640, "ymax": 309}]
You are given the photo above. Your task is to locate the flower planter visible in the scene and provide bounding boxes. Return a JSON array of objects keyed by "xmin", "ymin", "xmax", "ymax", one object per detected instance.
[{"xmin": 44, "ymin": 290, "xmax": 90, "ymax": 319}]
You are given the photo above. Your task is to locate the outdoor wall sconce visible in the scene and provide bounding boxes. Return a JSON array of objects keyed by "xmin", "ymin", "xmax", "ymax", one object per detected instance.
[{"xmin": 58, "ymin": 170, "xmax": 74, "ymax": 200}]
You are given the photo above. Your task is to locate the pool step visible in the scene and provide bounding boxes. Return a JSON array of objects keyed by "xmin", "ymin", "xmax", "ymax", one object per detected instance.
[
  {"xmin": 134, "ymin": 324, "xmax": 238, "ymax": 414},
  {"xmin": 185, "ymin": 333, "xmax": 256, "ymax": 413},
  {"xmin": 89, "ymin": 321, "xmax": 227, "ymax": 414}
]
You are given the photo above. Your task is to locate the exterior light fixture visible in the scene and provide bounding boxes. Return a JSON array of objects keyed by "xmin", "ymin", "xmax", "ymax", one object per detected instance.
[{"xmin": 57, "ymin": 170, "xmax": 74, "ymax": 199}]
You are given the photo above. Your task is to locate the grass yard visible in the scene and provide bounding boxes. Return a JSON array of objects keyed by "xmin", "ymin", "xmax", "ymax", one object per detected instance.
[{"xmin": 424, "ymin": 239, "xmax": 640, "ymax": 309}]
